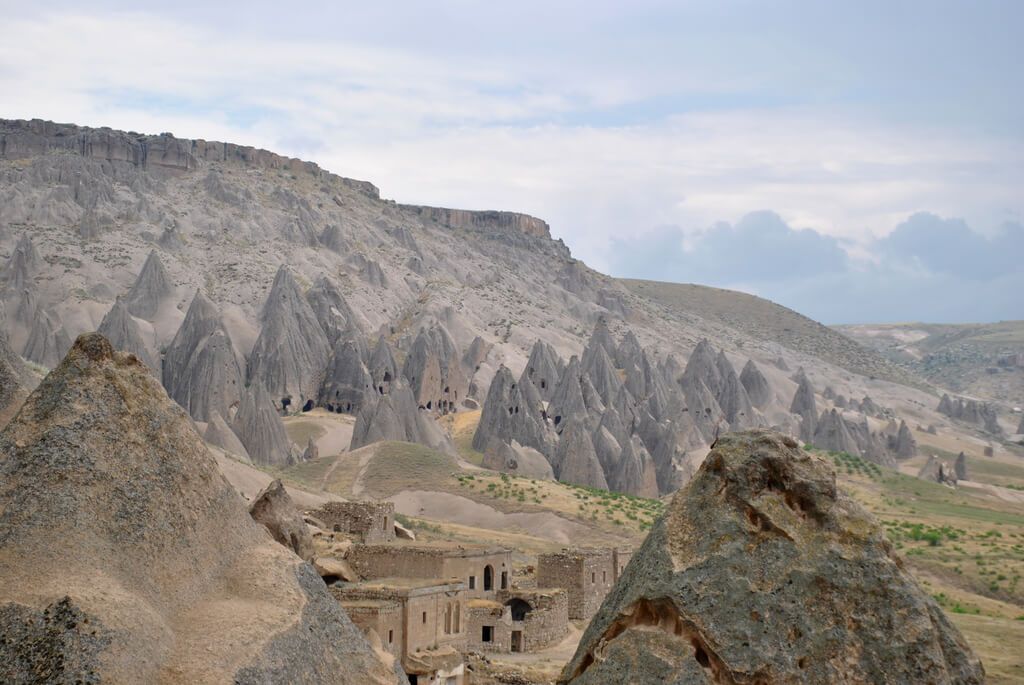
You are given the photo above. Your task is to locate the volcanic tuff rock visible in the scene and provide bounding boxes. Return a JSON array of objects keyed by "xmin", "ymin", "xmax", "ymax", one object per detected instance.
[
  {"xmin": 320, "ymin": 338, "xmax": 374, "ymax": 414},
  {"xmin": 248, "ymin": 479, "xmax": 315, "ymax": 561},
  {"xmin": 1, "ymin": 234, "xmax": 41, "ymax": 290},
  {"xmin": 472, "ymin": 365, "xmax": 553, "ymax": 454},
  {"xmin": 350, "ymin": 378, "xmax": 455, "ymax": 455},
  {"xmin": 401, "ymin": 324, "xmax": 466, "ymax": 414},
  {"xmin": 739, "ymin": 359, "xmax": 772, "ymax": 408},
  {"xmin": 892, "ymin": 419, "xmax": 918, "ymax": 459},
  {"xmin": 96, "ymin": 296, "xmax": 158, "ymax": 371},
  {"xmin": 937, "ymin": 393, "xmax": 1003, "ymax": 435},
  {"xmin": 125, "ymin": 249, "xmax": 173, "ymax": 319},
  {"xmin": 919, "ymin": 455, "xmax": 956, "ymax": 485},
  {"xmin": 559, "ymin": 430, "xmax": 984, "ymax": 684},
  {"xmin": 524, "ymin": 339, "xmax": 562, "ymax": 400},
  {"xmin": 553, "ymin": 420, "xmax": 608, "ymax": 490},
  {"xmin": 954, "ymin": 451, "xmax": 968, "ymax": 481},
  {"xmin": 306, "ymin": 275, "xmax": 363, "ymax": 347},
  {"xmin": 248, "ymin": 265, "xmax": 331, "ymax": 412},
  {"xmin": 0, "ymin": 334, "xmax": 401, "ymax": 684},
  {"xmin": 0, "ymin": 330, "xmax": 35, "ymax": 428},
  {"xmin": 233, "ymin": 383, "xmax": 296, "ymax": 467},
  {"xmin": 162, "ymin": 290, "xmax": 243, "ymax": 422},
  {"xmin": 203, "ymin": 411, "xmax": 251, "ymax": 461},
  {"xmin": 22, "ymin": 307, "xmax": 71, "ymax": 369},
  {"xmin": 1018, "ymin": 414, "xmax": 1024, "ymax": 435},
  {"xmin": 790, "ymin": 374, "xmax": 818, "ymax": 441}
]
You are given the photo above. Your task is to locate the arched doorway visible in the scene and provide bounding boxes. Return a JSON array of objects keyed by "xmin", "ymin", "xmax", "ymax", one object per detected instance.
[
  {"xmin": 506, "ymin": 598, "xmax": 532, "ymax": 622},
  {"xmin": 483, "ymin": 564, "xmax": 493, "ymax": 592}
]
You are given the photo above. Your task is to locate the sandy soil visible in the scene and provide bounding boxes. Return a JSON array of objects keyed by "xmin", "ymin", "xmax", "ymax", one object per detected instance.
[{"xmin": 390, "ymin": 489, "xmax": 592, "ymax": 544}]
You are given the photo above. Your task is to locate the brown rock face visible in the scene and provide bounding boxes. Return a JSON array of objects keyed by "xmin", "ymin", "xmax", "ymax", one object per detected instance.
[
  {"xmin": 560, "ymin": 430, "xmax": 984, "ymax": 685},
  {"xmin": 0, "ymin": 333, "xmax": 402, "ymax": 684},
  {"xmin": 248, "ymin": 479, "xmax": 315, "ymax": 561}
]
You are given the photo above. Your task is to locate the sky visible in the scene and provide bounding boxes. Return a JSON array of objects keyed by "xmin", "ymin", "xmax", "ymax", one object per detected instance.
[{"xmin": 0, "ymin": 1, "xmax": 1021, "ymax": 324}]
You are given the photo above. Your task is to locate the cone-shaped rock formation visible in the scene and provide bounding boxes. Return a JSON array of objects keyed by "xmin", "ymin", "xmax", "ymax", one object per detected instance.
[
  {"xmin": 0, "ymin": 334, "xmax": 400, "ymax": 684},
  {"xmin": 247, "ymin": 266, "xmax": 330, "ymax": 412},
  {"xmin": 125, "ymin": 249, "xmax": 173, "ymax": 319},
  {"xmin": 559, "ymin": 430, "xmax": 984, "ymax": 684}
]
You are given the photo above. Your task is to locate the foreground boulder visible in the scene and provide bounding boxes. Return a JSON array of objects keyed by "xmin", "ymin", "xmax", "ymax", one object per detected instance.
[
  {"xmin": 0, "ymin": 334, "xmax": 402, "ymax": 684},
  {"xmin": 559, "ymin": 430, "xmax": 984, "ymax": 684}
]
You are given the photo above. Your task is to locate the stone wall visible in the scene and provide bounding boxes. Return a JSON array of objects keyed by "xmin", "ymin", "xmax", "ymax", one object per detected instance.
[
  {"xmin": 465, "ymin": 601, "xmax": 511, "ymax": 653},
  {"xmin": 500, "ymin": 589, "xmax": 569, "ymax": 652},
  {"xmin": 337, "ymin": 599, "xmax": 404, "ymax": 661},
  {"xmin": 313, "ymin": 501, "xmax": 395, "ymax": 544},
  {"xmin": 536, "ymin": 548, "xmax": 616, "ymax": 620},
  {"xmin": 346, "ymin": 545, "xmax": 512, "ymax": 599}
]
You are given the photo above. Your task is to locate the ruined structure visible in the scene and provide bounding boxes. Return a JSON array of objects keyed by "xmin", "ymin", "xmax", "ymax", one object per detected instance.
[
  {"xmin": 536, "ymin": 548, "xmax": 632, "ymax": 621},
  {"xmin": 466, "ymin": 588, "xmax": 569, "ymax": 654},
  {"xmin": 312, "ymin": 500, "xmax": 396, "ymax": 544},
  {"xmin": 347, "ymin": 545, "xmax": 513, "ymax": 599},
  {"xmin": 333, "ymin": 578, "xmax": 466, "ymax": 685}
]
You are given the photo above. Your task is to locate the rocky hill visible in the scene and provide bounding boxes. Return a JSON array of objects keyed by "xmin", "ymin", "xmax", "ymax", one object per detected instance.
[{"xmin": 837, "ymin": 321, "xmax": 1024, "ymax": 409}]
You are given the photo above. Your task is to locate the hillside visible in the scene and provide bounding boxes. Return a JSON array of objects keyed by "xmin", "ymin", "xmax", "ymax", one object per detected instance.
[
  {"xmin": 837, "ymin": 321, "xmax": 1024, "ymax": 407},
  {"xmin": 622, "ymin": 279, "xmax": 925, "ymax": 388}
]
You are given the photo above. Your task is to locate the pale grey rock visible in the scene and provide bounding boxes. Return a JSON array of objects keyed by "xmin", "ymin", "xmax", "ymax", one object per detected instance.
[
  {"xmin": 204, "ymin": 411, "xmax": 251, "ymax": 462},
  {"xmin": 790, "ymin": 374, "xmax": 817, "ymax": 442},
  {"xmin": 813, "ymin": 408, "xmax": 862, "ymax": 455},
  {"xmin": 125, "ymin": 249, "xmax": 173, "ymax": 319},
  {"xmin": 0, "ymin": 329, "xmax": 35, "ymax": 428},
  {"xmin": 22, "ymin": 307, "xmax": 70, "ymax": 369},
  {"xmin": 553, "ymin": 419, "xmax": 608, "ymax": 490},
  {"xmin": 368, "ymin": 336, "xmax": 399, "ymax": 395},
  {"xmin": 162, "ymin": 290, "xmax": 243, "ymax": 422},
  {"xmin": 233, "ymin": 383, "xmax": 296, "ymax": 467},
  {"xmin": 715, "ymin": 350, "xmax": 759, "ymax": 429},
  {"xmin": 560, "ymin": 430, "xmax": 984, "ymax": 685},
  {"xmin": 320, "ymin": 337, "xmax": 373, "ymax": 414},
  {"xmin": 614, "ymin": 330, "xmax": 643, "ymax": 370},
  {"xmin": 306, "ymin": 275, "xmax": 363, "ymax": 346},
  {"xmin": 247, "ymin": 265, "xmax": 330, "ymax": 413},
  {"xmin": 893, "ymin": 420, "xmax": 917, "ymax": 459},
  {"xmin": 97, "ymin": 297, "xmax": 157, "ymax": 371},
  {"xmin": 1, "ymin": 234, "xmax": 41, "ymax": 290},
  {"xmin": 523, "ymin": 338, "xmax": 562, "ymax": 400},
  {"xmin": 350, "ymin": 378, "xmax": 455, "ymax": 455},
  {"xmin": 401, "ymin": 324, "xmax": 466, "ymax": 414},
  {"xmin": 954, "ymin": 451, "xmax": 968, "ymax": 480},
  {"xmin": 739, "ymin": 359, "xmax": 772, "ymax": 408},
  {"xmin": 471, "ymin": 365, "xmax": 553, "ymax": 454}
]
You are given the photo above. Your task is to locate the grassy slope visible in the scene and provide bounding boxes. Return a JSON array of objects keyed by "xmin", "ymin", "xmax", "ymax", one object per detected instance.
[
  {"xmin": 621, "ymin": 278, "xmax": 926, "ymax": 388},
  {"xmin": 822, "ymin": 450, "xmax": 1024, "ymax": 683}
]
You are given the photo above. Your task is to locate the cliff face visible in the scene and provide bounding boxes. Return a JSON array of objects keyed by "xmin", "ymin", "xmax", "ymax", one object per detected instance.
[{"xmin": 0, "ymin": 118, "xmax": 380, "ymax": 195}]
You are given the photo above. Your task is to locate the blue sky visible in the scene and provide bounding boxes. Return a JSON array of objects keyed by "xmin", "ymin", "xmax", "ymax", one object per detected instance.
[{"xmin": 0, "ymin": 1, "xmax": 1020, "ymax": 323}]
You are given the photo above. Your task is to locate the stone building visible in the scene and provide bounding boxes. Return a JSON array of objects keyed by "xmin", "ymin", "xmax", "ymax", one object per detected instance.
[
  {"xmin": 536, "ymin": 547, "xmax": 631, "ymax": 620},
  {"xmin": 466, "ymin": 588, "xmax": 569, "ymax": 654},
  {"xmin": 312, "ymin": 500, "xmax": 395, "ymax": 543},
  {"xmin": 333, "ymin": 577, "xmax": 467, "ymax": 685},
  {"xmin": 347, "ymin": 544, "xmax": 512, "ymax": 599}
]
